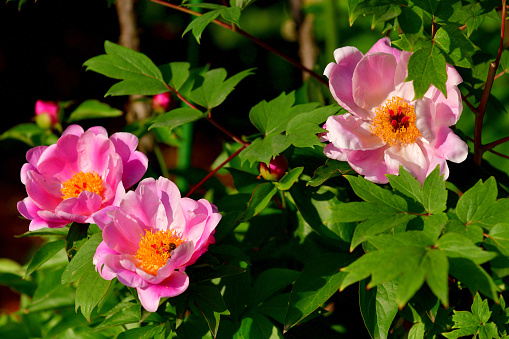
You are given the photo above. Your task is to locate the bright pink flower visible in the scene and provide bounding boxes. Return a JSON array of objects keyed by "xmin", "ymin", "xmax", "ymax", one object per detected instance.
[
  {"xmin": 152, "ymin": 92, "xmax": 173, "ymax": 113},
  {"xmin": 322, "ymin": 38, "xmax": 468, "ymax": 184},
  {"xmin": 259, "ymin": 154, "xmax": 288, "ymax": 181},
  {"xmin": 35, "ymin": 100, "xmax": 59, "ymax": 128},
  {"xmin": 92, "ymin": 177, "xmax": 221, "ymax": 312},
  {"xmin": 17, "ymin": 125, "xmax": 148, "ymax": 230}
]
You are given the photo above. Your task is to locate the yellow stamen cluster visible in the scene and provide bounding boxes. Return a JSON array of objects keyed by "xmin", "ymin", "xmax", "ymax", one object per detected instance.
[
  {"xmin": 61, "ymin": 171, "xmax": 104, "ymax": 200},
  {"xmin": 371, "ymin": 96, "xmax": 421, "ymax": 146},
  {"xmin": 135, "ymin": 229, "xmax": 185, "ymax": 275}
]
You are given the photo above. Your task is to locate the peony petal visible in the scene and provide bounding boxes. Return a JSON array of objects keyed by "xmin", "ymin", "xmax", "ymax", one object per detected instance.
[
  {"xmin": 61, "ymin": 124, "xmax": 84, "ymax": 137},
  {"xmin": 325, "ymin": 114, "xmax": 384, "ymax": 151},
  {"xmin": 434, "ymin": 127, "xmax": 469, "ymax": 163},
  {"xmin": 25, "ymin": 171, "xmax": 62, "ymax": 210},
  {"xmin": 324, "ymin": 144, "xmax": 349, "ymax": 161},
  {"xmin": 93, "ymin": 241, "xmax": 120, "ymax": 280},
  {"xmin": 366, "ymin": 37, "xmax": 403, "ymax": 62},
  {"xmin": 347, "ymin": 146, "xmax": 397, "ymax": 184},
  {"xmin": 104, "ymin": 255, "xmax": 148, "ymax": 288},
  {"xmin": 415, "ymin": 97, "xmax": 436, "ymax": 142},
  {"xmin": 55, "ymin": 191, "xmax": 102, "ymax": 223},
  {"xmin": 385, "ymin": 142, "xmax": 429, "ymax": 184},
  {"xmin": 137, "ymin": 271, "xmax": 189, "ymax": 312},
  {"xmin": 326, "ymin": 47, "xmax": 371, "ymax": 119},
  {"xmin": 102, "ymin": 210, "xmax": 144, "ymax": 255},
  {"xmin": 352, "ymin": 53, "xmax": 398, "ymax": 110},
  {"xmin": 110, "ymin": 132, "xmax": 148, "ymax": 188},
  {"xmin": 76, "ymin": 131, "xmax": 115, "ymax": 174}
]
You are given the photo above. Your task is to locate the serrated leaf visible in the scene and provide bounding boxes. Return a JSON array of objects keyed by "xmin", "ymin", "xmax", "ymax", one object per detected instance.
[
  {"xmin": 249, "ymin": 92, "xmax": 295, "ymax": 136},
  {"xmin": 24, "ymin": 240, "xmax": 65, "ymax": 278},
  {"xmin": 274, "ymin": 167, "xmax": 303, "ymax": 190},
  {"xmin": 423, "ymin": 249, "xmax": 449, "ymax": 307},
  {"xmin": 422, "ymin": 213, "xmax": 448, "ymax": 242},
  {"xmin": 67, "ymin": 100, "xmax": 122, "ymax": 122},
  {"xmin": 407, "ymin": 41, "xmax": 448, "ymax": 99},
  {"xmin": 83, "ymin": 41, "xmax": 168, "ymax": 96},
  {"xmin": 308, "ymin": 160, "xmax": 352, "ymax": 187},
  {"xmin": 388, "ymin": 167, "xmax": 423, "ymax": 204},
  {"xmin": 183, "ymin": 10, "xmax": 221, "ymax": 44},
  {"xmin": 76, "ymin": 266, "xmax": 113, "ymax": 321},
  {"xmin": 240, "ymin": 182, "xmax": 277, "ymax": 222},
  {"xmin": 422, "ymin": 165, "xmax": 447, "ymax": 213},
  {"xmin": 284, "ymin": 253, "xmax": 351, "ymax": 331},
  {"xmin": 94, "ymin": 303, "xmax": 142, "ymax": 330},
  {"xmin": 235, "ymin": 312, "xmax": 283, "ymax": 339},
  {"xmin": 345, "ymin": 175, "xmax": 408, "ymax": 212},
  {"xmin": 61, "ymin": 233, "xmax": 102, "ymax": 284},
  {"xmin": 448, "ymin": 258, "xmax": 499, "ymax": 301},
  {"xmin": 437, "ymin": 233, "xmax": 497, "ymax": 264},
  {"xmin": 190, "ymin": 68, "xmax": 253, "ymax": 109},
  {"xmin": 359, "ymin": 280, "xmax": 398, "ymax": 339},
  {"xmin": 117, "ymin": 324, "xmax": 165, "ymax": 339},
  {"xmin": 285, "ymin": 106, "xmax": 339, "ymax": 148},
  {"xmin": 239, "ymin": 135, "xmax": 290, "ymax": 167},
  {"xmin": 159, "ymin": 62, "xmax": 190, "ymax": 91},
  {"xmin": 456, "ymin": 177, "xmax": 509, "ymax": 230},
  {"xmin": 409, "ymin": 322, "xmax": 425, "ymax": 339},
  {"xmin": 485, "ymin": 224, "xmax": 509, "ymax": 256},
  {"xmin": 150, "ymin": 107, "xmax": 205, "ymax": 130},
  {"xmin": 434, "ymin": 25, "xmax": 478, "ymax": 68},
  {"xmin": 191, "ymin": 285, "xmax": 230, "ymax": 337}
]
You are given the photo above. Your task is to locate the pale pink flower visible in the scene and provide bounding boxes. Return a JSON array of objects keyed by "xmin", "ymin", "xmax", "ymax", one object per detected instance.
[
  {"xmin": 92, "ymin": 177, "xmax": 221, "ymax": 312},
  {"xmin": 17, "ymin": 125, "xmax": 148, "ymax": 230},
  {"xmin": 322, "ymin": 37, "xmax": 468, "ymax": 184},
  {"xmin": 35, "ymin": 100, "xmax": 59, "ymax": 128}
]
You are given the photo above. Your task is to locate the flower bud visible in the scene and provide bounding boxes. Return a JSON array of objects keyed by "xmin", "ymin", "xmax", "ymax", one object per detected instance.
[
  {"xmin": 152, "ymin": 92, "xmax": 173, "ymax": 113},
  {"xmin": 259, "ymin": 154, "xmax": 288, "ymax": 181},
  {"xmin": 35, "ymin": 100, "xmax": 59, "ymax": 129}
]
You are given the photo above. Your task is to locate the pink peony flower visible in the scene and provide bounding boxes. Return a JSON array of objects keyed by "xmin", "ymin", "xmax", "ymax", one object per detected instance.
[
  {"xmin": 322, "ymin": 37, "xmax": 468, "ymax": 184},
  {"xmin": 92, "ymin": 177, "xmax": 221, "ymax": 312},
  {"xmin": 259, "ymin": 154, "xmax": 288, "ymax": 181},
  {"xmin": 17, "ymin": 125, "xmax": 148, "ymax": 230},
  {"xmin": 35, "ymin": 100, "xmax": 59, "ymax": 128},
  {"xmin": 152, "ymin": 92, "xmax": 173, "ymax": 113}
]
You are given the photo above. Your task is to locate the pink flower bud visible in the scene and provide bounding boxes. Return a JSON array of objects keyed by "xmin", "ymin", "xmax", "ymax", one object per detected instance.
[
  {"xmin": 152, "ymin": 92, "xmax": 173, "ymax": 113},
  {"xmin": 259, "ymin": 154, "xmax": 288, "ymax": 181},
  {"xmin": 35, "ymin": 100, "xmax": 59, "ymax": 128}
]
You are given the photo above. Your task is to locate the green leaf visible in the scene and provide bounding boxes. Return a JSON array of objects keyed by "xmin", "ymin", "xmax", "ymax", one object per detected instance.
[
  {"xmin": 251, "ymin": 269, "xmax": 300, "ymax": 307},
  {"xmin": 150, "ymin": 107, "xmax": 205, "ymax": 130},
  {"xmin": 307, "ymin": 160, "xmax": 352, "ymax": 187},
  {"xmin": 183, "ymin": 10, "xmax": 221, "ymax": 44},
  {"xmin": 94, "ymin": 303, "xmax": 142, "ymax": 330},
  {"xmin": 61, "ymin": 233, "xmax": 102, "ymax": 284},
  {"xmin": 422, "ymin": 213, "xmax": 448, "ymax": 242},
  {"xmin": 24, "ymin": 240, "xmax": 65, "ymax": 278},
  {"xmin": 444, "ymin": 219, "xmax": 484, "ymax": 244},
  {"xmin": 117, "ymin": 324, "xmax": 165, "ymax": 339},
  {"xmin": 274, "ymin": 167, "xmax": 303, "ymax": 191},
  {"xmin": 0, "ymin": 123, "xmax": 45, "ymax": 147},
  {"xmin": 350, "ymin": 213, "xmax": 417, "ymax": 251},
  {"xmin": 83, "ymin": 41, "xmax": 168, "ymax": 96},
  {"xmin": 448, "ymin": 258, "xmax": 499, "ymax": 302},
  {"xmin": 65, "ymin": 222, "xmax": 89, "ymax": 260},
  {"xmin": 190, "ymin": 68, "xmax": 254, "ymax": 109},
  {"xmin": 191, "ymin": 285, "xmax": 230, "ymax": 337},
  {"xmin": 249, "ymin": 92, "xmax": 295, "ymax": 136},
  {"xmin": 15, "ymin": 227, "xmax": 69, "ymax": 238},
  {"xmin": 345, "ymin": 175, "xmax": 408, "ymax": 212},
  {"xmin": 239, "ymin": 135, "xmax": 290, "ymax": 167},
  {"xmin": 285, "ymin": 105, "xmax": 339, "ymax": 148},
  {"xmin": 284, "ymin": 253, "xmax": 351, "ymax": 331},
  {"xmin": 75, "ymin": 266, "xmax": 114, "ymax": 321},
  {"xmin": 423, "ymin": 249, "xmax": 449, "ymax": 307},
  {"xmin": 437, "ymin": 233, "xmax": 497, "ymax": 264},
  {"xmin": 0, "ymin": 273, "xmax": 36, "ymax": 296},
  {"xmin": 409, "ymin": 322, "xmax": 425, "ymax": 339},
  {"xmin": 485, "ymin": 223, "xmax": 509, "ymax": 256},
  {"xmin": 235, "ymin": 312, "xmax": 283, "ymax": 339},
  {"xmin": 406, "ymin": 41, "xmax": 448, "ymax": 99},
  {"xmin": 456, "ymin": 177, "xmax": 509, "ymax": 230},
  {"xmin": 240, "ymin": 183, "xmax": 277, "ymax": 222},
  {"xmin": 67, "ymin": 100, "xmax": 122, "ymax": 122},
  {"xmin": 387, "ymin": 167, "xmax": 423, "ymax": 205},
  {"xmin": 159, "ymin": 62, "xmax": 190, "ymax": 91},
  {"xmin": 359, "ymin": 280, "xmax": 398, "ymax": 339},
  {"xmin": 434, "ymin": 25, "xmax": 478, "ymax": 68},
  {"xmin": 422, "ymin": 165, "xmax": 447, "ymax": 214}
]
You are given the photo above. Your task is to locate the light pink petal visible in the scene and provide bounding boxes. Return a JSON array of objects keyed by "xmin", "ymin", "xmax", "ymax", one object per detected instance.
[
  {"xmin": 17, "ymin": 197, "xmax": 40, "ymax": 220},
  {"xmin": 136, "ymin": 184, "xmax": 169, "ymax": 231},
  {"xmin": 110, "ymin": 133, "xmax": 148, "ymax": 188},
  {"xmin": 347, "ymin": 146, "xmax": 397, "ymax": 184},
  {"xmin": 104, "ymin": 255, "xmax": 148, "ymax": 288},
  {"xmin": 93, "ymin": 241, "xmax": 120, "ymax": 280},
  {"xmin": 119, "ymin": 191, "xmax": 149, "ymax": 226},
  {"xmin": 26, "ymin": 146, "xmax": 48, "ymax": 168},
  {"xmin": 137, "ymin": 271, "xmax": 189, "ymax": 312},
  {"xmin": 434, "ymin": 127, "xmax": 469, "ymax": 163},
  {"xmin": 366, "ymin": 37, "xmax": 403, "ymax": 62},
  {"xmin": 21, "ymin": 163, "xmax": 35, "ymax": 185},
  {"xmin": 352, "ymin": 53, "xmax": 398, "ymax": 110},
  {"xmin": 62, "ymin": 125, "xmax": 84, "ymax": 137},
  {"xmin": 386, "ymin": 142, "xmax": 429, "ymax": 184},
  {"xmin": 186, "ymin": 234, "xmax": 215, "ymax": 267},
  {"xmin": 29, "ymin": 219, "xmax": 63, "ymax": 231},
  {"xmin": 87, "ymin": 126, "xmax": 108, "ymax": 137},
  {"xmin": 37, "ymin": 136, "xmax": 79, "ymax": 181},
  {"xmin": 25, "ymin": 171, "xmax": 62, "ymax": 210},
  {"xmin": 139, "ymin": 177, "xmax": 183, "ymax": 227},
  {"xmin": 325, "ymin": 47, "xmax": 371, "ymax": 119},
  {"xmin": 92, "ymin": 206, "xmax": 117, "ymax": 230},
  {"xmin": 55, "ymin": 191, "xmax": 102, "ymax": 223},
  {"xmin": 324, "ymin": 144, "xmax": 349, "ymax": 161},
  {"xmin": 325, "ymin": 114, "xmax": 384, "ymax": 151},
  {"xmin": 76, "ymin": 131, "xmax": 114, "ymax": 174},
  {"xmin": 103, "ymin": 210, "xmax": 144, "ymax": 255},
  {"xmin": 415, "ymin": 97, "xmax": 436, "ymax": 142}
]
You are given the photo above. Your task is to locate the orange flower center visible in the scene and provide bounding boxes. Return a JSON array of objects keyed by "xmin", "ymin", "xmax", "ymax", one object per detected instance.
[
  {"xmin": 61, "ymin": 171, "xmax": 104, "ymax": 200},
  {"xmin": 135, "ymin": 229, "xmax": 185, "ymax": 275},
  {"xmin": 371, "ymin": 96, "xmax": 421, "ymax": 146}
]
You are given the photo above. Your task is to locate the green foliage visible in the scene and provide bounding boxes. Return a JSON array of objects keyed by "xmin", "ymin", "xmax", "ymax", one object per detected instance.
[
  {"xmin": 67, "ymin": 100, "xmax": 122, "ymax": 122},
  {"xmin": 182, "ymin": 5, "xmax": 241, "ymax": 44}
]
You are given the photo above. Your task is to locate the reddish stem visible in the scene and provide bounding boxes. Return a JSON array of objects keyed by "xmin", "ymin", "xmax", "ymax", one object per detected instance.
[
  {"xmin": 150, "ymin": 0, "xmax": 328, "ymax": 86},
  {"xmin": 185, "ymin": 145, "xmax": 247, "ymax": 197}
]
